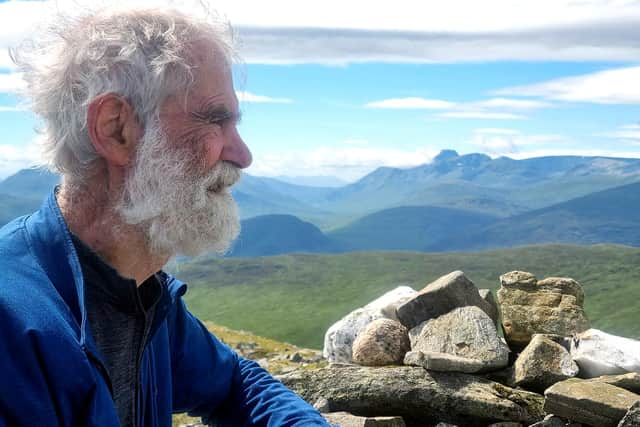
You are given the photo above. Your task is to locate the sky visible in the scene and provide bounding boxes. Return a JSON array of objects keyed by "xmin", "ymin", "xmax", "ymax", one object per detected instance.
[{"xmin": 0, "ymin": 0, "xmax": 639, "ymax": 182}]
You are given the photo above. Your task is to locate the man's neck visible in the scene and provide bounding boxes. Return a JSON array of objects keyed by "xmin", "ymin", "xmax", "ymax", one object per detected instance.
[{"xmin": 57, "ymin": 178, "xmax": 169, "ymax": 286}]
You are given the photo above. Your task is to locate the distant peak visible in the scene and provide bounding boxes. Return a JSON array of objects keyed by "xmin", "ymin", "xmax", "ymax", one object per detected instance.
[{"xmin": 433, "ymin": 149, "xmax": 459, "ymax": 163}]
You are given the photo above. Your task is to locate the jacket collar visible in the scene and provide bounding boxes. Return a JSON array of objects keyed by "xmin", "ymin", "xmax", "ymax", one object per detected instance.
[{"xmin": 24, "ymin": 189, "xmax": 187, "ymax": 352}]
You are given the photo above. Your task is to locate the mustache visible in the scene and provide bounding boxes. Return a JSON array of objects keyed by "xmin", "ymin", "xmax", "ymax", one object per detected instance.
[{"xmin": 203, "ymin": 161, "xmax": 242, "ymax": 192}]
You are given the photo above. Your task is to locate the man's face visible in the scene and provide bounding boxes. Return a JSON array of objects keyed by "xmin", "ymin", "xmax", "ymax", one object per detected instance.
[{"xmin": 116, "ymin": 44, "xmax": 251, "ymax": 257}]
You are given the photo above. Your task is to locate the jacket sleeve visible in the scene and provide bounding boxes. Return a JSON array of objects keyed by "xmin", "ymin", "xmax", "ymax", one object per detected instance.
[{"xmin": 168, "ymin": 296, "xmax": 330, "ymax": 427}]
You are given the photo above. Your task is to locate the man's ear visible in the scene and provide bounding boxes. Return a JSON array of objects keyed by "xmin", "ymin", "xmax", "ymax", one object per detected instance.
[{"xmin": 87, "ymin": 94, "xmax": 142, "ymax": 167}]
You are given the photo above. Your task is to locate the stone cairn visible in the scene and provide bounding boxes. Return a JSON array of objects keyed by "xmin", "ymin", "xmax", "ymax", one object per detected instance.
[{"xmin": 279, "ymin": 271, "xmax": 640, "ymax": 427}]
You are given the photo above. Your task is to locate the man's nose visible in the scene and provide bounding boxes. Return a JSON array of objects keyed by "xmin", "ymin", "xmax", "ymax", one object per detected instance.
[{"xmin": 221, "ymin": 133, "xmax": 252, "ymax": 169}]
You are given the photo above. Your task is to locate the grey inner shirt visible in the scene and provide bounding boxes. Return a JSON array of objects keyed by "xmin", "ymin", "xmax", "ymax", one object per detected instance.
[{"xmin": 71, "ymin": 234, "xmax": 162, "ymax": 427}]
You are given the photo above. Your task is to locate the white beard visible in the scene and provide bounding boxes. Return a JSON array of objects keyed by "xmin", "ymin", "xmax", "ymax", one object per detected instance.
[{"xmin": 116, "ymin": 120, "xmax": 241, "ymax": 257}]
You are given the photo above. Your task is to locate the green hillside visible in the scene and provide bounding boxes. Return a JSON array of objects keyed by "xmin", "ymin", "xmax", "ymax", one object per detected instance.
[
  {"xmin": 172, "ymin": 245, "xmax": 640, "ymax": 349},
  {"xmin": 230, "ymin": 214, "xmax": 342, "ymax": 256}
]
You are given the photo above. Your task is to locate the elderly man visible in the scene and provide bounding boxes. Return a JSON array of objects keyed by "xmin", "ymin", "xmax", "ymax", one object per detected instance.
[{"xmin": 0, "ymin": 6, "xmax": 330, "ymax": 427}]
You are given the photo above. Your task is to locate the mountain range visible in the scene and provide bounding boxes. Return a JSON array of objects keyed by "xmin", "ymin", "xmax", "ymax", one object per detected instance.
[{"xmin": 3, "ymin": 149, "xmax": 640, "ymax": 255}]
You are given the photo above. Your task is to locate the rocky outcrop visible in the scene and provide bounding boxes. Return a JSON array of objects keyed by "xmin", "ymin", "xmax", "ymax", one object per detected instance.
[
  {"xmin": 396, "ymin": 271, "xmax": 498, "ymax": 329},
  {"xmin": 497, "ymin": 272, "xmax": 590, "ymax": 350},
  {"xmin": 405, "ymin": 306, "xmax": 509, "ymax": 373},
  {"xmin": 323, "ymin": 286, "xmax": 416, "ymax": 363},
  {"xmin": 352, "ymin": 319, "xmax": 410, "ymax": 366},
  {"xmin": 322, "ymin": 412, "xmax": 406, "ymax": 427},
  {"xmin": 570, "ymin": 329, "xmax": 640, "ymax": 378},
  {"xmin": 513, "ymin": 335, "xmax": 579, "ymax": 392},
  {"xmin": 311, "ymin": 270, "xmax": 640, "ymax": 427},
  {"xmin": 544, "ymin": 378, "xmax": 640, "ymax": 427},
  {"xmin": 278, "ymin": 365, "xmax": 544, "ymax": 427}
]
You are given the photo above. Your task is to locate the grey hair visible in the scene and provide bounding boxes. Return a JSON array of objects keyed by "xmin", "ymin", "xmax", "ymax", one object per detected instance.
[{"xmin": 11, "ymin": 5, "xmax": 236, "ymax": 180}]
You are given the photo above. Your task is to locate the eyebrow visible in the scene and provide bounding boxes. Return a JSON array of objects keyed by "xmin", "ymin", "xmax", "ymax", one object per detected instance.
[{"xmin": 190, "ymin": 103, "xmax": 242, "ymax": 125}]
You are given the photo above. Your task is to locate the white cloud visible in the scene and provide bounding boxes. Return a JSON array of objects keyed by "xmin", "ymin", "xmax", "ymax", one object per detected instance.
[
  {"xmin": 1, "ymin": 0, "xmax": 640, "ymax": 65},
  {"xmin": 236, "ymin": 91, "xmax": 292, "ymax": 103},
  {"xmin": 600, "ymin": 124, "xmax": 640, "ymax": 142},
  {"xmin": 365, "ymin": 97, "xmax": 455, "ymax": 109},
  {"xmin": 0, "ymin": 72, "xmax": 25, "ymax": 93},
  {"xmin": 470, "ymin": 133, "xmax": 569, "ymax": 156},
  {"xmin": 343, "ymin": 139, "xmax": 369, "ymax": 145},
  {"xmin": 474, "ymin": 128, "xmax": 520, "ymax": 135},
  {"xmin": 473, "ymin": 98, "xmax": 551, "ymax": 110},
  {"xmin": 0, "ymin": 105, "xmax": 25, "ymax": 112},
  {"xmin": 248, "ymin": 146, "xmax": 439, "ymax": 181},
  {"xmin": 0, "ymin": 142, "xmax": 43, "ymax": 179},
  {"xmin": 438, "ymin": 112, "xmax": 526, "ymax": 120},
  {"xmin": 495, "ymin": 66, "xmax": 640, "ymax": 104}
]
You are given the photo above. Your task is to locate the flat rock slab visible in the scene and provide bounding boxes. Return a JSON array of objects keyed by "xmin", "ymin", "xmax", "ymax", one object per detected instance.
[
  {"xmin": 544, "ymin": 378, "xmax": 640, "ymax": 427},
  {"xmin": 278, "ymin": 365, "xmax": 544, "ymax": 427},
  {"xmin": 585, "ymin": 372, "xmax": 640, "ymax": 394},
  {"xmin": 322, "ymin": 412, "xmax": 406, "ymax": 427},
  {"xmin": 396, "ymin": 271, "xmax": 497, "ymax": 330}
]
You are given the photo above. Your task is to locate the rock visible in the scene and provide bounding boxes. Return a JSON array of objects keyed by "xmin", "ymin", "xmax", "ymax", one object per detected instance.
[
  {"xmin": 396, "ymin": 271, "xmax": 497, "ymax": 330},
  {"xmin": 570, "ymin": 329, "xmax": 640, "ymax": 378},
  {"xmin": 323, "ymin": 308, "xmax": 386, "ymax": 363},
  {"xmin": 618, "ymin": 401, "xmax": 640, "ymax": 427},
  {"xmin": 278, "ymin": 365, "xmax": 544, "ymax": 427},
  {"xmin": 500, "ymin": 271, "xmax": 538, "ymax": 288},
  {"xmin": 585, "ymin": 372, "xmax": 640, "ymax": 394},
  {"xmin": 352, "ymin": 319, "xmax": 410, "ymax": 366},
  {"xmin": 404, "ymin": 351, "xmax": 495, "ymax": 374},
  {"xmin": 313, "ymin": 397, "xmax": 332, "ymax": 413},
  {"xmin": 479, "ymin": 288, "xmax": 500, "ymax": 326},
  {"xmin": 323, "ymin": 286, "xmax": 417, "ymax": 363},
  {"xmin": 366, "ymin": 286, "xmax": 417, "ymax": 321},
  {"xmin": 528, "ymin": 414, "xmax": 581, "ymax": 426},
  {"xmin": 487, "ymin": 423, "xmax": 522, "ymax": 427},
  {"xmin": 406, "ymin": 306, "xmax": 509, "ymax": 373},
  {"xmin": 513, "ymin": 335, "xmax": 579, "ymax": 392},
  {"xmin": 289, "ymin": 352, "xmax": 303, "ymax": 363},
  {"xmin": 544, "ymin": 378, "xmax": 640, "ymax": 427},
  {"xmin": 322, "ymin": 412, "xmax": 406, "ymax": 427},
  {"xmin": 434, "ymin": 424, "xmax": 459, "ymax": 427},
  {"xmin": 497, "ymin": 272, "xmax": 590, "ymax": 350}
]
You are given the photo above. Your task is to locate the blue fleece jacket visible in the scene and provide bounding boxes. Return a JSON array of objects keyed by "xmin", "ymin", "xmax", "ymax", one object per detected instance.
[{"xmin": 0, "ymin": 191, "xmax": 329, "ymax": 427}]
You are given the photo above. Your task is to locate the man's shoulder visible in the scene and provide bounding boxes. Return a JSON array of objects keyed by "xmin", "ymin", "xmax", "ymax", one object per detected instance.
[{"xmin": 0, "ymin": 214, "xmax": 80, "ymax": 338}]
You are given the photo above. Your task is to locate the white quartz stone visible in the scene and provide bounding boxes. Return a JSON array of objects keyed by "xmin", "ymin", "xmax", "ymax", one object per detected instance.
[{"xmin": 570, "ymin": 329, "xmax": 640, "ymax": 378}]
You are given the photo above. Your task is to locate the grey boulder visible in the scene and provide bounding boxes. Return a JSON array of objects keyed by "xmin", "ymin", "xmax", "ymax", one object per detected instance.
[
  {"xmin": 352, "ymin": 318, "xmax": 410, "ymax": 366},
  {"xmin": 513, "ymin": 334, "xmax": 579, "ymax": 393},
  {"xmin": 406, "ymin": 306, "xmax": 509, "ymax": 373},
  {"xmin": 396, "ymin": 271, "xmax": 497, "ymax": 330}
]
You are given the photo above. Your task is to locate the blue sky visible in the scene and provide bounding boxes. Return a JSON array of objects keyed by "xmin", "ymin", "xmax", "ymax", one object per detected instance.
[{"xmin": 1, "ymin": 0, "xmax": 639, "ymax": 181}]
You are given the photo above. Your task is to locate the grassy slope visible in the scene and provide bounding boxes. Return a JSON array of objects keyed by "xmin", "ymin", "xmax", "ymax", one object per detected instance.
[{"xmin": 172, "ymin": 245, "xmax": 640, "ymax": 349}]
